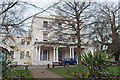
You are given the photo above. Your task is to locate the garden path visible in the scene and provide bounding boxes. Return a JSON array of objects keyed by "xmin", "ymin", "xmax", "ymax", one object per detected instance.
[{"xmin": 30, "ymin": 68, "xmax": 67, "ymax": 80}]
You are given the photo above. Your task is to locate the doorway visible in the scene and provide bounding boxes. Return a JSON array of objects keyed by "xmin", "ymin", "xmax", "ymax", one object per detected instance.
[{"xmin": 58, "ymin": 50, "xmax": 65, "ymax": 61}]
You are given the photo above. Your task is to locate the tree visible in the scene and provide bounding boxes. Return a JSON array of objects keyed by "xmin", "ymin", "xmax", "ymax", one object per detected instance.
[
  {"xmin": 0, "ymin": 0, "xmax": 59, "ymax": 79},
  {"xmin": 50, "ymin": 0, "xmax": 93, "ymax": 66},
  {"xmin": 90, "ymin": 2, "xmax": 120, "ymax": 60},
  {"xmin": 0, "ymin": 0, "xmax": 59, "ymax": 47}
]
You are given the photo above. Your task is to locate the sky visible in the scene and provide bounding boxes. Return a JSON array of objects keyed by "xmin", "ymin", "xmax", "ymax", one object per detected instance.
[{"xmin": 18, "ymin": 0, "xmax": 120, "ymax": 29}]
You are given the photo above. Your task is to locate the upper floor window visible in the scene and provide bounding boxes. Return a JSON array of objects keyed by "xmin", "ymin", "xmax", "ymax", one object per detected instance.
[
  {"xmin": 72, "ymin": 24, "xmax": 75, "ymax": 31},
  {"xmin": 21, "ymin": 39, "xmax": 25, "ymax": 45},
  {"xmin": 58, "ymin": 23, "xmax": 62, "ymax": 30},
  {"xmin": 72, "ymin": 37, "xmax": 76, "ymax": 42},
  {"xmin": 43, "ymin": 21, "xmax": 48, "ymax": 28},
  {"xmin": 58, "ymin": 35, "xmax": 62, "ymax": 41},
  {"xmin": 43, "ymin": 33, "xmax": 48, "ymax": 41},
  {"xmin": 20, "ymin": 51, "xmax": 24, "ymax": 59},
  {"xmin": 10, "ymin": 51, "xmax": 14, "ymax": 59},
  {"xmin": 26, "ymin": 51, "xmax": 29, "ymax": 56},
  {"xmin": 27, "ymin": 41, "xmax": 30, "ymax": 45}
]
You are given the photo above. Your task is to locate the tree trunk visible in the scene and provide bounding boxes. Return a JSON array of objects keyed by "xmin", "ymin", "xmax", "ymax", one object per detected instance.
[{"xmin": 77, "ymin": 30, "xmax": 82, "ymax": 66}]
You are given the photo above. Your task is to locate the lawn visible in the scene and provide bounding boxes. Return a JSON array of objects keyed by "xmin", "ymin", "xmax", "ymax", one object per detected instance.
[
  {"xmin": 47, "ymin": 66, "xmax": 120, "ymax": 79},
  {"xmin": 47, "ymin": 66, "xmax": 87, "ymax": 79},
  {"xmin": 8, "ymin": 70, "xmax": 33, "ymax": 79}
]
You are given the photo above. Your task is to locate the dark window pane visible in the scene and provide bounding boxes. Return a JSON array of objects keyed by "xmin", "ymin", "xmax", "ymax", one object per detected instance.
[
  {"xmin": 43, "ymin": 50, "xmax": 47, "ymax": 60},
  {"xmin": 20, "ymin": 51, "xmax": 24, "ymax": 59},
  {"xmin": 43, "ymin": 21, "xmax": 48, "ymax": 28},
  {"xmin": 10, "ymin": 51, "xmax": 14, "ymax": 59},
  {"xmin": 21, "ymin": 39, "xmax": 25, "ymax": 45},
  {"xmin": 27, "ymin": 41, "xmax": 30, "ymax": 45},
  {"xmin": 58, "ymin": 23, "xmax": 62, "ymax": 30}
]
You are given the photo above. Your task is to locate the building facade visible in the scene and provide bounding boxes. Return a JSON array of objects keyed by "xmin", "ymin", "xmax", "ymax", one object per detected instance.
[{"xmin": 0, "ymin": 15, "xmax": 93, "ymax": 65}]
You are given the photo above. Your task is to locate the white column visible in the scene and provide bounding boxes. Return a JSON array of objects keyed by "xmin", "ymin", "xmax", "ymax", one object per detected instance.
[
  {"xmin": 72, "ymin": 47, "xmax": 74, "ymax": 58},
  {"xmin": 47, "ymin": 50, "xmax": 48, "ymax": 61},
  {"xmin": 42, "ymin": 50, "xmax": 43, "ymax": 61},
  {"xmin": 32, "ymin": 46, "xmax": 34, "ymax": 65},
  {"xmin": 53, "ymin": 47, "xmax": 56, "ymax": 62},
  {"xmin": 70, "ymin": 47, "xmax": 72, "ymax": 58},
  {"xmin": 56, "ymin": 47, "xmax": 58, "ymax": 62},
  {"xmin": 38, "ymin": 47, "xmax": 41, "ymax": 61},
  {"xmin": 36, "ymin": 47, "xmax": 38, "ymax": 62}
]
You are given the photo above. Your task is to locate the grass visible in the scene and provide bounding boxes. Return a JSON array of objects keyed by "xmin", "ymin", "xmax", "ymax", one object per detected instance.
[
  {"xmin": 109, "ymin": 66, "xmax": 120, "ymax": 75},
  {"xmin": 47, "ymin": 66, "xmax": 120, "ymax": 79},
  {"xmin": 9, "ymin": 70, "xmax": 33, "ymax": 79},
  {"xmin": 47, "ymin": 66, "xmax": 87, "ymax": 79}
]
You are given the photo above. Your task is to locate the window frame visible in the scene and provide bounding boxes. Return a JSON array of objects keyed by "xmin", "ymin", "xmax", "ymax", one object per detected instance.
[
  {"xmin": 21, "ymin": 39, "xmax": 25, "ymax": 45},
  {"xmin": 26, "ymin": 51, "xmax": 29, "ymax": 56},
  {"xmin": 43, "ymin": 33, "xmax": 48, "ymax": 41},
  {"xmin": 27, "ymin": 41, "xmax": 30, "ymax": 45},
  {"xmin": 20, "ymin": 51, "xmax": 24, "ymax": 59},
  {"xmin": 10, "ymin": 51, "xmax": 14, "ymax": 59},
  {"xmin": 43, "ymin": 21, "xmax": 48, "ymax": 28}
]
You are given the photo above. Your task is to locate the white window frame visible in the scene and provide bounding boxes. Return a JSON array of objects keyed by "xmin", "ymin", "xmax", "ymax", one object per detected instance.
[{"xmin": 20, "ymin": 51, "xmax": 24, "ymax": 59}]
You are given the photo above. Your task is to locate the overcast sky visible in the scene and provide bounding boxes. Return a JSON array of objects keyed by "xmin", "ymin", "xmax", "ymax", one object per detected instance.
[{"xmin": 19, "ymin": 0, "xmax": 119, "ymax": 28}]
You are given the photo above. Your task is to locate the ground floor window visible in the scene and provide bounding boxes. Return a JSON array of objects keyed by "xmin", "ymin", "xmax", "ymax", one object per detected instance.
[
  {"xmin": 58, "ymin": 50, "xmax": 65, "ymax": 61},
  {"xmin": 20, "ymin": 51, "xmax": 24, "ymax": 59},
  {"xmin": 40, "ymin": 49, "xmax": 50, "ymax": 61}
]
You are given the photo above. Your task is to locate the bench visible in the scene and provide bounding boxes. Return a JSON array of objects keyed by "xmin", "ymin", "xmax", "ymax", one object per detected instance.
[{"xmin": 52, "ymin": 62, "xmax": 66, "ymax": 68}]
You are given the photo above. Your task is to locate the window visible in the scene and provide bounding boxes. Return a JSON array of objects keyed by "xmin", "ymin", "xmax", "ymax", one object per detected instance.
[
  {"xmin": 72, "ymin": 24, "xmax": 75, "ymax": 31},
  {"xmin": 20, "ymin": 51, "xmax": 24, "ymax": 59},
  {"xmin": 43, "ymin": 33, "xmax": 48, "ymax": 41},
  {"xmin": 43, "ymin": 21, "xmax": 48, "ymax": 28},
  {"xmin": 26, "ymin": 51, "xmax": 29, "ymax": 56},
  {"xmin": 21, "ymin": 39, "xmax": 25, "ymax": 45},
  {"xmin": 58, "ymin": 35, "xmax": 62, "ymax": 41},
  {"xmin": 27, "ymin": 41, "xmax": 30, "ymax": 45},
  {"xmin": 10, "ymin": 51, "xmax": 14, "ymax": 59},
  {"xmin": 58, "ymin": 23, "xmax": 62, "ymax": 30},
  {"xmin": 40, "ymin": 50, "xmax": 50, "ymax": 61},
  {"xmin": 43, "ymin": 50, "xmax": 47, "ymax": 60},
  {"xmin": 72, "ymin": 37, "xmax": 76, "ymax": 42}
]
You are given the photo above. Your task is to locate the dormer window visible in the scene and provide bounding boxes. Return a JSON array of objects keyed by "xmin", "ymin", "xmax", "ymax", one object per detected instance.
[{"xmin": 43, "ymin": 21, "xmax": 48, "ymax": 28}]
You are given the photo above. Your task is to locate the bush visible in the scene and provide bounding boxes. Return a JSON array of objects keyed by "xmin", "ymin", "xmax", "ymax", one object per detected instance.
[
  {"xmin": 2, "ymin": 59, "xmax": 16, "ymax": 80},
  {"xmin": 81, "ymin": 50, "xmax": 112, "ymax": 77}
]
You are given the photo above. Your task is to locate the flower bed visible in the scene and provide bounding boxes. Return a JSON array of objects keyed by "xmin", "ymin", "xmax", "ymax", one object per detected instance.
[{"xmin": 69, "ymin": 72, "xmax": 120, "ymax": 79}]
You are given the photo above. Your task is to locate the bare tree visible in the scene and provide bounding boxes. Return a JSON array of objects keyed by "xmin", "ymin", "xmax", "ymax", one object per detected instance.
[
  {"xmin": 0, "ymin": 0, "xmax": 59, "ymax": 47},
  {"xmin": 49, "ymin": 0, "xmax": 93, "ymax": 66},
  {"xmin": 90, "ymin": 2, "xmax": 120, "ymax": 59}
]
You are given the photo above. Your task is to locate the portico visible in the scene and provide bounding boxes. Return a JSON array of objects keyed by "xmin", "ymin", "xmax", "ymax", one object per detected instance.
[{"xmin": 32, "ymin": 42, "xmax": 76, "ymax": 65}]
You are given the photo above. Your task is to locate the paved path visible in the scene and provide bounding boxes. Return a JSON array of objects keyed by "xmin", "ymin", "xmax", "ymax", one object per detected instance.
[{"xmin": 30, "ymin": 68, "xmax": 66, "ymax": 80}]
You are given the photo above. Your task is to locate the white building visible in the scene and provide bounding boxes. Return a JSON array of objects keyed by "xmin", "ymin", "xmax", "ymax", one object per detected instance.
[{"xmin": 0, "ymin": 15, "xmax": 94, "ymax": 65}]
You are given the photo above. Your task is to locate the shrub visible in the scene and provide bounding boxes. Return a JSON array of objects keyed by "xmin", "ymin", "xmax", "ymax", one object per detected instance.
[{"xmin": 81, "ymin": 50, "xmax": 112, "ymax": 77}]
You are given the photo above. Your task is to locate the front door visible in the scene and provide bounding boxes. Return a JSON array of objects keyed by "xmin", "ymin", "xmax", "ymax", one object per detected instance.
[{"xmin": 58, "ymin": 50, "xmax": 65, "ymax": 61}]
